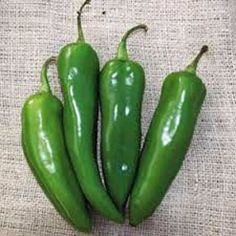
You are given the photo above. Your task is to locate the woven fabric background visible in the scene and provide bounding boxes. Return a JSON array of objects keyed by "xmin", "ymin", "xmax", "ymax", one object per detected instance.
[{"xmin": 0, "ymin": 0, "xmax": 236, "ymax": 235}]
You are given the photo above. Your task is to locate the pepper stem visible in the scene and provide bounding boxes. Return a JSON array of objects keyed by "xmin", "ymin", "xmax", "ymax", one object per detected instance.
[
  {"xmin": 40, "ymin": 56, "xmax": 57, "ymax": 93},
  {"xmin": 185, "ymin": 45, "xmax": 208, "ymax": 74},
  {"xmin": 117, "ymin": 24, "xmax": 148, "ymax": 61},
  {"xmin": 77, "ymin": 0, "xmax": 91, "ymax": 42}
]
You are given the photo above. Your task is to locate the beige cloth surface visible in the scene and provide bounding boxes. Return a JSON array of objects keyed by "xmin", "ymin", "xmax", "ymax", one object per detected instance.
[{"xmin": 1, "ymin": 0, "xmax": 236, "ymax": 235}]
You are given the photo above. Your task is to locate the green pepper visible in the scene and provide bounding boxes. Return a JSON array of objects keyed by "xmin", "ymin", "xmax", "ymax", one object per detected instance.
[
  {"xmin": 100, "ymin": 25, "xmax": 147, "ymax": 210},
  {"xmin": 57, "ymin": 0, "xmax": 123, "ymax": 223},
  {"xmin": 129, "ymin": 46, "xmax": 208, "ymax": 226},
  {"xmin": 21, "ymin": 57, "xmax": 91, "ymax": 232}
]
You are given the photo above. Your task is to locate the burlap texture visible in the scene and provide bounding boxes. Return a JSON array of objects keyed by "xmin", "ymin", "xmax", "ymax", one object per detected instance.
[{"xmin": 1, "ymin": 0, "xmax": 236, "ymax": 235}]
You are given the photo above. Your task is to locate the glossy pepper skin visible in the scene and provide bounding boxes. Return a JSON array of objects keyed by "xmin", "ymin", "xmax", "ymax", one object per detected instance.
[
  {"xmin": 129, "ymin": 46, "xmax": 208, "ymax": 226},
  {"xmin": 57, "ymin": 0, "xmax": 123, "ymax": 223},
  {"xmin": 21, "ymin": 57, "xmax": 91, "ymax": 232},
  {"xmin": 100, "ymin": 25, "xmax": 147, "ymax": 210}
]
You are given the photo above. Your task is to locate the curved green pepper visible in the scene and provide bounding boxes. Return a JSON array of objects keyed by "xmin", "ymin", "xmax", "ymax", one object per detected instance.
[
  {"xmin": 129, "ymin": 46, "xmax": 208, "ymax": 226},
  {"xmin": 57, "ymin": 0, "xmax": 123, "ymax": 223},
  {"xmin": 21, "ymin": 57, "xmax": 91, "ymax": 232},
  {"xmin": 100, "ymin": 25, "xmax": 147, "ymax": 210}
]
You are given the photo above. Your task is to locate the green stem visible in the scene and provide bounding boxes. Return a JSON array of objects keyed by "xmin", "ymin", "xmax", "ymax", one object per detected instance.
[
  {"xmin": 185, "ymin": 45, "xmax": 208, "ymax": 74},
  {"xmin": 40, "ymin": 56, "xmax": 57, "ymax": 93},
  {"xmin": 77, "ymin": 0, "xmax": 91, "ymax": 42},
  {"xmin": 117, "ymin": 24, "xmax": 148, "ymax": 61}
]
